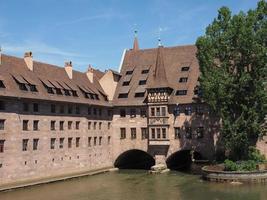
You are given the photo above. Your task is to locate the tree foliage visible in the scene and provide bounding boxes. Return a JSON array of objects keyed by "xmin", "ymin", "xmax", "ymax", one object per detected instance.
[{"xmin": 196, "ymin": 0, "xmax": 267, "ymax": 160}]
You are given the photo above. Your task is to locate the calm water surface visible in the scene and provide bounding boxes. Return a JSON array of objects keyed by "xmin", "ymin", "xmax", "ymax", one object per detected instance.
[{"xmin": 0, "ymin": 170, "xmax": 267, "ymax": 200}]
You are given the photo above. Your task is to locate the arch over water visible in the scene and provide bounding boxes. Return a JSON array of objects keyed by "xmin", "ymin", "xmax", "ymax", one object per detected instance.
[
  {"xmin": 114, "ymin": 149, "xmax": 155, "ymax": 170},
  {"xmin": 166, "ymin": 150, "xmax": 204, "ymax": 171}
]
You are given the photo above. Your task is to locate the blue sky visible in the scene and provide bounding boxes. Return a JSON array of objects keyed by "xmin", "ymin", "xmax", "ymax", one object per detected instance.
[{"xmin": 0, "ymin": 0, "xmax": 259, "ymax": 72}]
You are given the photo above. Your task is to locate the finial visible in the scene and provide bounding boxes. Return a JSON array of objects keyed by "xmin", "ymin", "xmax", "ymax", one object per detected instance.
[
  {"xmin": 158, "ymin": 27, "xmax": 162, "ymax": 46},
  {"xmin": 134, "ymin": 29, "xmax": 138, "ymax": 38}
]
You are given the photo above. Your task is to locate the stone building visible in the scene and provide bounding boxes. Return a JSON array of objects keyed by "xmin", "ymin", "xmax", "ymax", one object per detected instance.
[{"xmin": 0, "ymin": 36, "xmax": 265, "ymax": 187}]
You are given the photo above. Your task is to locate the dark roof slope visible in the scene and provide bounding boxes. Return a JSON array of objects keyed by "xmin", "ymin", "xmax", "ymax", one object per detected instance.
[
  {"xmin": 113, "ymin": 45, "xmax": 199, "ymax": 106},
  {"xmin": 0, "ymin": 54, "xmax": 111, "ymax": 106}
]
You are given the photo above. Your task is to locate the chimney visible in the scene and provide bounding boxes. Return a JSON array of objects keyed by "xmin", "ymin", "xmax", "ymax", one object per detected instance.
[
  {"xmin": 65, "ymin": 61, "xmax": 73, "ymax": 79},
  {"xmin": 86, "ymin": 65, "xmax": 94, "ymax": 83},
  {"xmin": 24, "ymin": 51, "xmax": 33, "ymax": 71}
]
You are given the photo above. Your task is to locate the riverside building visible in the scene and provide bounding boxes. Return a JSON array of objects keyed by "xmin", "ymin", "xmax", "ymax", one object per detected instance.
[{"xmin": 0, "ymin": 36, "xmax": 266, "ymax": 186}]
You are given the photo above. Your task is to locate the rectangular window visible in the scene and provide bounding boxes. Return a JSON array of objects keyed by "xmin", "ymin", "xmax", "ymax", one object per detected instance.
[
  {"xmin": 68, "ymin": 105, "xmax": 73, "ymax": 114},
  {"xmin": 93, "ymin": 108, "xmax": 97, "ymax": 115},
  {"xmin": 139, "ymin": 80, "xmax": 146, "ymax": 85},
  {"xmin": 118, "ymin": 93, "xmax": 128, "ymax": 98},
  {"xmin": 108, "ymin": 136, "xmax": 111, "ymax": 144},
  {"xmin": 68, "ymin": 138, "xmax": 72, "ymax": 148},
  {"xmin": 130, "ymin": 109, "xmax": 136, "ymax": 118},
  {"xmin": 131, "ymin": 128, "xmax": 136, "ymax": 139},
  {"xmin": 185, "ymin": 127, "xmax": 192, "ymax": 139},
  {"xmin": 60, "ymin": 121, "xmax": 64, "ymax": 130},
  {"xmin": 75, "ymin": 121, "xmax": 80, "ymax": 130},
  {"xmin": 99, "ymin": 136, "xmax": 102, "ymax": 145},
  {"xmin": 99, "ymin": 108, "xmax": 102, "ymax": 116},
  {"xmin": 135, "ymin": 92, "xmax": 145, "ymax": 97},
  {"xmin": 50, "ymin": 138, "xmax": 56, "ymax": 149},
  {"xmin": 88, "ymin": 121, "xmax": 91, "ymax": 130},
  {"xmin": 156, "ymin": 107, "xmax": 160, "ymax": 116},
  {"xmin": 59, "ymin": 138, "xmax": 64, "ymax": 148},
  {"xmin": 88, "ymin": 137, "xmax": 92, "ymax": 147},
  {"xmin": 76, "ymin": 137, "xmax": 80, "ymax": 147},
  {"xmin": 122, "ymin": 81, "xmax": 130, "ymax": 86},
  {"xmin": 108, "ymin": 122, "xmax": 111, "ymax": 130},
  {"xmin": 156, "ymin": 128, "xmax": 161, "ymax": 139},
  {"xmin": 51, "ymin": 121, "xmax": 56, "ymax": 131},
  {"xmin": 120, "ymin": 109, "xmax": 126, "ymax": 117},
  {"xmin": 99, "ymin": 122, "xmax": 102, "ymax": 130},
  {"xmin": 22, "ymin": 120, "xmax": 29, "ymax": 131},
  {"xmin": 59, "ymin": 105, "xmax": 64, "ymax": 114},
  {"xmin": 181, "ymin": 66, "xmax": 190, "ymax": 71},
  {"xmin": 22, "ymin": 139, "xmax": 29, "ymax": 151},
  {"xmin": 75, "ymin": 106, "xmax": 80, "ymax": 114},
  {"xmin": 125, "ymin": 70, "xmax": 133, "ymax": 75},
  {"xmin": 0, "ymin": 140, "xmax": 5, "ymax": 153},
  {"xmin": 161, "ymin": 107, "xmax": 166, "ymax": 116},
  {"xmin": 151, "ymin": 108, "xmax": 155, "ymax": 117},
  {"xmin": 33, "ymin": 120, "xmax": 39, "ymax": 131},
  {"xmin": 185, "ymin": 106, "xmax": 192, "ymax": 116},
  {"xmin": 141, "ymin": 128, "xmax": 148, "ymax": 139},
  {"xmin": 33, "ymin": 103, "xmax": 39, "ymax": 112},
  {"xmin": 23, "ymin": 103, "xmax": 29, "ymax": 112},
  {"xmin": 93, "ymin": 122, "xmax": 97, "ymax": 130},
  {"xmin": 0, "ymin": 101, "xmax": 5, "ymax": 110},
  {"xmin": 176, "ymin": 90, "xmax": 187, "ymax": 96},
  {"xmin": 140, "ymin": 108, "xmax": 147, "ymax": 117},
  {"xmin": 174, "ymin": 127, "xmax": 181, "ymax": 139},
  {"xmin": 68, "ymin": 121, "xmax": 72, "ymax": 130},
  {"xmin": 0, "ymin": 120, "xmax": 5, "ymax": 130},
  {"xmin": 51, "ymin": 104, "xmax": 56, "ymax": 113},
  {"xmin": 120, "ymin": 128, "xmax": 126, "ymax": 139},
  {"xmin": 88, "ymin": 107, "xmax": 91, "ymax": 115},
  {"xmin": 33, "ymin": 139, "xmax": 39, "ymax": 150},
  {"xmin": 162, "ymin": 128, "xmax": 166, "ymax": 139},
  {"xmin": 179, "ymin": 77, "xmax": 188, "ymax": 83},
  {"xmin": 151, "ymin": 128, "xmax": 155, "ymax": 139},
  {"xmin": 94, "ymin": 137, "xmax": 97, "ymax": 146},
  {"xmin": 141, "ymin": 69, "xmax": 149, "ymax": 74}
]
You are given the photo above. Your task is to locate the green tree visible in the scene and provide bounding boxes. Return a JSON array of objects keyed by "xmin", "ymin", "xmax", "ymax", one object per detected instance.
[{"xmin": 196, "ymin": 0, "xmax": 267, "ymax": 160}]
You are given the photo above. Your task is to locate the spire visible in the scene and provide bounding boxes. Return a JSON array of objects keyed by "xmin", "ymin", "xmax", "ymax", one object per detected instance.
[
  {"xmin": 133, "ymin": 30, "xmax": 139, "ymax": 51},
  {"xmin": 147, "ymin": 45, "xmax": 169, "ymax": 89}
]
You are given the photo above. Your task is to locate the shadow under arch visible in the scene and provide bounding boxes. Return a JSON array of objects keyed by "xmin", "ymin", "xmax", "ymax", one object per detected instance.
[
  {"xmin": 114, "ymin": 149, "xmax": 155, "ymax": 170},
  {"xmin": 166, "ymin": 150, "xmax": 204, "ymax": 171}
]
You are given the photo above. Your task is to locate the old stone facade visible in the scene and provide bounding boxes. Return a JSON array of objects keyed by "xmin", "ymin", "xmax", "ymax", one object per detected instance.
[{"xmin": 0, "ymin": 36, "xmax": 265, "ymax": 186}]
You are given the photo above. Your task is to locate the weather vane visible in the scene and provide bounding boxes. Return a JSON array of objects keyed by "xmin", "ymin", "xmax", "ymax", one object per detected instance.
[{"xmin": 158, "ymin": 27, "xmax": 162, "ymax": 46}]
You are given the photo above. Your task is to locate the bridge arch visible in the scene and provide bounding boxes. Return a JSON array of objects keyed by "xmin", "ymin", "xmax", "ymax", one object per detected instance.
[
  {"xmin": 166, "ymin": 150, "xmax": 204, "ymax": 170},
  {"xmin": 114, "ymin": 149, "xmax": 155, "ymax": 170}
]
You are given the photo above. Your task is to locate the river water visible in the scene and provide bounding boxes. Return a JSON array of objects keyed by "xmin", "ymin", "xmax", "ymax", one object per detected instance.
[{"xmin": 0, "ymin": 170, "xmax": 266, "ymax": 200}]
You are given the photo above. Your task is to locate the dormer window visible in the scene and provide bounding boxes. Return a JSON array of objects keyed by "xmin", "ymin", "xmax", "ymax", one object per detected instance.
[
  {"xmin": 29, "ymin": 84, "xmax": 37, "ymax": 92},
  {"xmin": 181, "ymin": 67, "xmax": 190, "ymax": 71},
  {"xmin": 125, "ymin": 70, "xmax": 133, "ymax": 75},
  {"xmin": 13, "ymin": 75, "xmax": 28, "ymax": 91},
  {"xmin": 118, "ymin": 93, "xmax": 128, "ymax": 98},
  {"xmin": 122, "ymin": 81, "xmax": 130, "ymax": 86},
  {"xmin": 41, "ymin": 80, "xmax": 55, "ymax": 94},
  {"xmin": 139, "ymin": 80, "xmax": 146, "ymax": 85},
  {"xmin": 179, "ymin": 77, "xmax": 188, "ymax": 83},
  {"xmin": 141, "ymin": 69, "xmax": 149, "ymax": 74}
]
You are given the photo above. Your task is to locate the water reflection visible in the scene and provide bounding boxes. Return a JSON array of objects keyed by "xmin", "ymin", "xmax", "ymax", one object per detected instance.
[{"xmin": 0, "ymin": 170, "xmax": 266, "ymax": 200}]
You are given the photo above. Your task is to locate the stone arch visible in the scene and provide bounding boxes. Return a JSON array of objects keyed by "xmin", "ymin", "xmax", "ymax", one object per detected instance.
[
  {"xmin": 114, "ymin": 149, "xmax": 155, "ymax": 169},
  {"xmin": 166, "ymin": 150, "xmax": 204, "ymax": 170}
]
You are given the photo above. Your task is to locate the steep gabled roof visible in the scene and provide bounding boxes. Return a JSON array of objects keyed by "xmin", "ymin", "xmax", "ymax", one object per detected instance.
[{"xmin": 0, "ymin": 54, "xmax": 111, "ymax": 106}]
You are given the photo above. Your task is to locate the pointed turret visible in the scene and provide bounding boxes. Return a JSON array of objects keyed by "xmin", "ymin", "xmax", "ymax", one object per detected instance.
[
  {"xmin": 132, "ymin": 30, "xmax": 139, "ymax": 51},
  {"xmin": 148, "ymin": 44, "xmax": 169, "ymax": 89}
]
